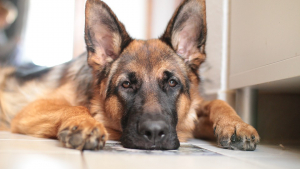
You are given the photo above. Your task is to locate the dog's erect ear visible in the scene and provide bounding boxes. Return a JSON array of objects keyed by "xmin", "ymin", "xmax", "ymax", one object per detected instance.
[
  {"xmin": 85, "ymin": 0, "xmax": 132, "ymax": 70},
  {"xmin": 160, "ymin": 0, "xmax": 207, "ymax": 71}
]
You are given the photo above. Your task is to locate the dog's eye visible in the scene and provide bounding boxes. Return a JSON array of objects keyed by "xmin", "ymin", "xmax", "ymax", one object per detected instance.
[
  {"xmin": 168, "ymin": 79, "xmax": 178, "ymax": 87},
  {"xmin": 122, "ymin": 81, "xmax": 131, "ymax": 88}
]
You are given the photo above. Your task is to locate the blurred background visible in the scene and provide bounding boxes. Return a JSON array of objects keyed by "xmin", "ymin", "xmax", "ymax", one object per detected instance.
[
  {"xmin": 0, "ymin": 0, "xmax": 183, "ymax": 67},
  {"xmin": 0, "ymin": 0, "xmax": 299, "ymax": 145}
]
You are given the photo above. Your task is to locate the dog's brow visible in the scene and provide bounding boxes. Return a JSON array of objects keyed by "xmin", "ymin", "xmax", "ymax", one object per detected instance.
[
  {"xmin": 116, "ymin": 74, "xmax": 128, "ymax": 85},
  {"xmin": 163, "ymin": 70, "xmax": 174, "ymax": 79},
  {"xmin": 116, "ymin": 71, "xmax": 137, "ymax": 83},
  {"xmin": 157, "ymin": 68, "xmax": 182, "ymax": 80}
]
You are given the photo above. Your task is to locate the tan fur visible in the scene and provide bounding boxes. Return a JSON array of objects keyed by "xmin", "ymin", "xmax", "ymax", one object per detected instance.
[
  {"xmin": 11, "ymin": 98, "xmax": 107, "ymax": 143},
  {"xmin": 0, "ymin": 67, "xmax": 62, "ymax": 130},
  {"xmin": 196, "ymin": 100, "xmax": 260, "ymax": 149},
  {"xmin": 89, "ymin": 40, "xmax": 199, "ymax": 141},
  {"xmin": 0, "ymin": 0, "xmax": 259, "ymax": 151}
]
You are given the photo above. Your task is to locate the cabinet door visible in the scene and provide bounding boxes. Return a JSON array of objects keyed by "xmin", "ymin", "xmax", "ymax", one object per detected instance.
[{"xmin": 229, "ymin": 0, "xmax": 300, "ymax": 89}]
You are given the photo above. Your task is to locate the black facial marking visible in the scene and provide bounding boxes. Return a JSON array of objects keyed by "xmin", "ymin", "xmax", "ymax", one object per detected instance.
[
  {"xmin": 116, "ymin": 68, "xmax": 181, "ymax": 150},
  {"xmin": 128, "ymin": 72, "xmax": 137, "ymax": 85}
]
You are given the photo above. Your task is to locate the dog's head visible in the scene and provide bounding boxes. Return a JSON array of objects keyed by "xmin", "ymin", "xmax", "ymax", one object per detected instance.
[{"xmin": 85, "ymin": 0, "xmax": 206, "ymax": 150}]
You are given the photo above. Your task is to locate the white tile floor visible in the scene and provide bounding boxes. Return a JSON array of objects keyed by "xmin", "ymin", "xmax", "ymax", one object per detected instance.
[{"xmin": 0, "ymin": 131, "xmax": 299, "ymax": 169}]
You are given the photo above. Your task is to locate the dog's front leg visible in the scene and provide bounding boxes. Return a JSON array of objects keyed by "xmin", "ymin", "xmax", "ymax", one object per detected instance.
[
  {"xmin": 11, "ymin": 99, "xmax": 107, "ymax": 150},
  {"xmin": 197, "ymin": 100, "xmax": 260, "ymax": 151}
]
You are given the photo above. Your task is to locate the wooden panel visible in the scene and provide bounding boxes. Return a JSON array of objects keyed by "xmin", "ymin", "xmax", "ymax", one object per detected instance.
[
  {"xmin": 229, "ymin": 0, "xmax": 300, "ymax": 76},
  {"xmin": 229, "ymin": 55, "xmax": 300, "ymax": 89}
]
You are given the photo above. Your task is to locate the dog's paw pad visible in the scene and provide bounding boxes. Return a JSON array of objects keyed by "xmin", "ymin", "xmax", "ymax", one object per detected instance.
[
  {"xmin": 214, "ymin": 120, "xmax": 259, "ymax": 151},
  {"xmin": 58, "ymin": 123, "xmax": 107, "ymax": 150}
]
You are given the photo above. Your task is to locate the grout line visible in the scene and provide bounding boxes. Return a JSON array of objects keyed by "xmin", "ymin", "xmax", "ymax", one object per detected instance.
[
  {"xmin": 195, "ymin": 145, "xmax": 271, "ymax": 169},
  {"xmin": 81, "ymin": 151, "xmax": 90, "ymax": 169}
]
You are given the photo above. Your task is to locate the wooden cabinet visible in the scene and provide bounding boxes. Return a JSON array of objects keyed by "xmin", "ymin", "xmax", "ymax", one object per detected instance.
[
  {"xmin": 228, "ymin": 0, "xmax": 300, "ymax": 92},
  {"xmin": 202, "ymin": 0, "xmax": 300, "ymax": 127}
]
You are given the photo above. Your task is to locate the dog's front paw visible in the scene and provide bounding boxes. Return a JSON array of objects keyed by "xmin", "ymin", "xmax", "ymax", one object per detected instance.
[
  {"xmin": 214, "ymin": 118, "xmax": 260, "ymax": 151},
  {"xmin": 58, "ymin": 120, "xmax": 107, "ymax": 150}
]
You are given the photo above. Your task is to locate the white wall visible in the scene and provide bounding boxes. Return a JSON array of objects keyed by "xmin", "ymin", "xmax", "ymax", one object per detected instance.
[
  {"xmin": 23, "ymin": 0, "xmax": 75, "ymax": 67},
  {"xmin": 201, "ymin": 0, "xmax": 224, "ymax": 96},
  {"xmin": 73, "ymin": 0, "xmax": 148, "ymax": 58},
  {"xmin": 150, "ymin": 0, "xmax": 177, "ymax": 38},
  {"xmin": 102, "ymin": 0, "xmax": 147, "ymax": 40}
]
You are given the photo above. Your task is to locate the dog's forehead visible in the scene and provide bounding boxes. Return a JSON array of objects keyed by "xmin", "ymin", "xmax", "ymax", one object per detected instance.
[{"xmin": 118, "ymin": 40, "xmax": 186, "ymax": 76}]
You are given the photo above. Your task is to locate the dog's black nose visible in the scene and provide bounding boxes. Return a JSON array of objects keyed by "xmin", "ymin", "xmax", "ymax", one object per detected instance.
[{"xmin": 138, "ymin": 120, "xmax": 168, "ymax": 143}]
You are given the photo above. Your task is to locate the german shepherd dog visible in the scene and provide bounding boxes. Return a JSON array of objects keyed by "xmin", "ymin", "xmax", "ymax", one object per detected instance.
[{"xmin": 0, "ymin": 0, "xmax": 259, "ymax": 150}]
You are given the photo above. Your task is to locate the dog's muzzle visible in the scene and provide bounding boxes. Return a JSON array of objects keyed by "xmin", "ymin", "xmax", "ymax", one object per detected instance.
[
  {"xmin": 138, "ymin": 119, "xmax": 169, "ymax": 148},
  {"xmin": 120, "ymin": 113, "xmax": 180, "ymax": 150}
]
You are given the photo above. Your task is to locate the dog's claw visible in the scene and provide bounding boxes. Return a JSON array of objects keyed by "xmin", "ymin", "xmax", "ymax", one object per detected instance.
[
  {"xmin": 98, "ymin": 138, "xmax": 105, "ymax": 150},
  {"xmin": 230, "ymin": 133, "xmax": 236, "ymax": 142}
]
